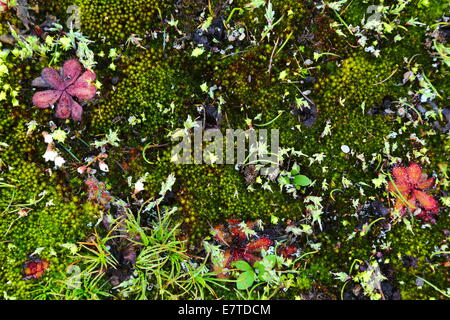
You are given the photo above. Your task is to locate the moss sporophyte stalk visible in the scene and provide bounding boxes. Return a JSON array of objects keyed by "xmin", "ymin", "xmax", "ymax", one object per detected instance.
[{"xmin": 0, "ymin": 0, "xmax": 448, "ymax": 301}]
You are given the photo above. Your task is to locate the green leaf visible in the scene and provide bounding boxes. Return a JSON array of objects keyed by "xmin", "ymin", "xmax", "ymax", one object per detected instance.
[
  {"xmin": 278, "ymin": 176, "xmax": 290, "ymax": 185},
  {"xmin": 253, "ymin": 260, "xmax": 263, "ymax": 269},
  {"xmin": 195, "ymin": 276, "xmax": 206, "ymax": 287},
  {"xmin": 200, "ymin": 82, "xmax": 208, "ymax": 92},
  {"xmin": 263, "ymin": 255, "xmax": 277, "ymax": 269},
  {"xmin": 279, "ymin": 69, "xmax": 288, "ymax": 80},
  {"xmin": 254, "ymin": 255, "xmax": 278, "ymax": 282},
  {"xmin": 192, "ymin": 47, "xmax": 205, "ymax": 57},
  {"xmin": 253, "ymin": 261, "xmax": 267, "ymax": 281},
  {"xmin": 233, "ymin": 260, "xmax": 253, "ymax": 272},
  {"xmin": 236, "ymin": 271, "xmax": 255, "ymax": 290},
  {"xmin": 290, "ymin": 163, "xmax": 300, "ymax": 175},
  {"xmin": 294, "ymin": 174, "xmax": 311, "ymax": 187}
]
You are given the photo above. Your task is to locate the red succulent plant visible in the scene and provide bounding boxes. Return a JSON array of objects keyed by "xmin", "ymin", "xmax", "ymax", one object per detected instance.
[
  {"xmin": 278, "ymin": 245, "xmax": 298, "ymax": 259},
  {"xmin": 388, "ymin": 163, "xmax": 439, "ymax": 222},
  {"xmin": 212, "ymin": 220, "xmax": 272, "ymax": 278},
  {"xmin": 23, "ymin": 258, "xmax": 50, "ymax": 280},
  {"xmin": 31, "ymin": 59, "xmax": 96, "ymax": 121},
  {"xmin": 85, "ymin": 177, "xmax": 112, "ymax": 208}
]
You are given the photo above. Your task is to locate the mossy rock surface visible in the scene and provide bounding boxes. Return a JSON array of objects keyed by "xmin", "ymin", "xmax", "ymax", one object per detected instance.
[{"xmin": 0, "ymin": 0, "xmax": 449, "ymax": 300}]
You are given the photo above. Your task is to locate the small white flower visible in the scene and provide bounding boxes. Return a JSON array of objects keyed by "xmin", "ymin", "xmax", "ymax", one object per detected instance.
[
  {"xmin": 134, "ymin": 180, "xmax": 145, "ymax": 194},
  {"xmin": 312, "ymin": 152, "xmax": 326, "ymax": 164},
  {"xmin": 99, "ymin": 161, "xmax": 109, "ymax": 172},
  {"xmin": 45, "ymin": 199, "xmax": 55, "ymax": 207},
  {"xmin": 42, "ymin": 132, "xmax": 53, "ymax": 144},
  {"xmin": 54, "ymin": 156, "xmax": 65, "ymax": 168},
  {"xmin": 77, "ymin": 166, "xmax": 87, "ymax": 174},
  {"xmin": 320, "ymin": 120, "xmax": 332, "ymax": 138},
  {"xmin": 388, "ymin": 132, "xmax": 398, "ymax": 139},
  {"xmin": 128, "ymin": 116, "xmax": 138, "ymax": 126},
  {"xmin": 365, "ymin": 45, "xmax": 375, "ymax": 53},
  {"xmin": 357, "ymin": 35, "xmax": 367, "ymax": 47},
  {"xmin": 43, "ymin": 149, "xmax": 58, "ymax": 162}
]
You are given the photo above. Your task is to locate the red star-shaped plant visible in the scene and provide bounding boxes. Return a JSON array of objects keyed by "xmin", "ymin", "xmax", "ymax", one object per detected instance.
[
  {"xmin": 32, "ymin": 59, "xmax": 96, "ymax": 121},
  {"xmin": 388, "ymin": 163, "xmax": 439, "ymax": 222},
  {"xmin": 212, "ymin": 220, "xmax": 272, "ymax": 278},
  {"xmin": 23, "ymin": 258, "xmax": 50, "ymax": 280}
]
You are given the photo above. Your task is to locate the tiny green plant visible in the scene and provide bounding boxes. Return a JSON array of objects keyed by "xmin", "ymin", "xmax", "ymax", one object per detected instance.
[{"xmin": 278, "ymin": 162, "xmax": 312, "ymax": 193}]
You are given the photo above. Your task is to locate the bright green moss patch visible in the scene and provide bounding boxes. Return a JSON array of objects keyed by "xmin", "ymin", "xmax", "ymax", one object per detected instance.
[
  {"xmin": 0, "ymin": 161, "xmax": 99, "ymax": 299},
  {"xmin": 90, "ymin": 48, "xmax": 188, "ymax": 137},
  {"xmin": 76, "ymin": 0, "xmax": 173, "ymax": 43}
]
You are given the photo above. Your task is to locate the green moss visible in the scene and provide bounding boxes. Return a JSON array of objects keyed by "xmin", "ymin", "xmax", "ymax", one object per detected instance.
[
  {"xmin": 0, "ymin": 0, "xmax": 448, "ymax": 300},
  {"xmin": 0, "ymin": 160, "xmax": 99, "ymax": 299},
  {"xmin": 231, "ymin": 0, "xmax": 308, "ymax": 36},
  {"xmin": 129, "ymin": 149, "xmax": 305, "ymax": 240},
  {"xmin": 386, "ymin": 217, "xmax": 450, "ymax": 299},
  {"xmin": 90, "ymin": 48, "xmax": 189, "ymax": 138},
  {"xmin": 265, "ymin": 53, "xmax": 401, "ymax": 197},
  {"xmin": 213, "ymin": 44, "xmax": 289, "ymax": 119},
  {"xmin": 77, "ymin": 0, "xmax": 173, "ymax": 43},
  {"xmin": 0, "ymin": 52, "xmax": 99, "ymax": 300}
]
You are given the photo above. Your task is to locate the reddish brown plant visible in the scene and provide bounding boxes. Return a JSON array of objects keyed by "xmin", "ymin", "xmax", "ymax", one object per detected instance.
[
  {"xmin": 388, "ymin": 163, "xmax": 439, "ymax": 222},
  {"xmin": 85, "ymin": 177, "xmax": 112, "ymax": 208},
  {"xmin": 23, "ymin": 259, "xmax": 50, "ymax": 280},
  {"xmin": 278, "ymin": 245, "xmax": 298, "ymax": 259},
  {"xmin": 31, "ymin": 59, "xmax": 96, "ymax": 121},
  {"xmin": 212, "ymin": 220, "xmax": 272, "ymax": 278}
]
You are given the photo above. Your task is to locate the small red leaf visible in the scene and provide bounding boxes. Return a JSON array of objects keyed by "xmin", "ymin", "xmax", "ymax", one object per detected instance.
[
  {"xmin": 417, "ymin": 177, "xmax": 435, "ymax": 190},
  {"xmin": 229, "ymin": 226, "xmax": 247, "ymax": 241},
  {"xmin": 32, "ymin": 90, "xmax": 61, "ymax": 108},
  {"xmin": 23, "ymin": 259, "xmax": 50, "ymax": 280},
  {"xmin": 407, "ymin": 163, "xmax": 422, "ymax": 185},
  {"xmin": 213, "ymin": 224, "xmax": 229, "ymax": 246},
  {"xmin": 31, "ymin": 77, "xmax": 49, "ymax": 88},
  {"xmin": 41, "ymin": 67, "xmax": 64, "ymax": 90},
  {"xmin": 246, "ymin": 237, "xmax": 272, "ymax": 252},
  {"xmin": 70, "ymin": 98, "xmax": 83, "ymax": 121},
  {"xmin": 413, "ymin": 189, "xmax": 439, "ymax": 212},
  {"xmin": 278, "ymin": 245, "xmax": 298, "ymax": 258},
  {"xmin": 61, "ymin": 59, "xmax": 82, "ymax": 87},
  {"xmin": 392, "ymin": 166, "xmax": 409, "ymax": 185},
  {"xmin": 242, "ymin": 252, "xmax": 260, "ymax": 263},
  {"xmin": 388, "ymin": 181, "xmax": 410, "ymax": 193},
  {"xmin": 407, "ymin": 194, "xmax": 417, "ymax": 210},
  {"xmin": 66, "ymin": 70, "xmax": 96, "ymax": 100},
  {"xmin": 394, "ymin": 198, "xmax": 406, "ymax": 212},
  {"xmin": 55, "ymin": 92, "xmax": 72, "ymax": 119}
]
